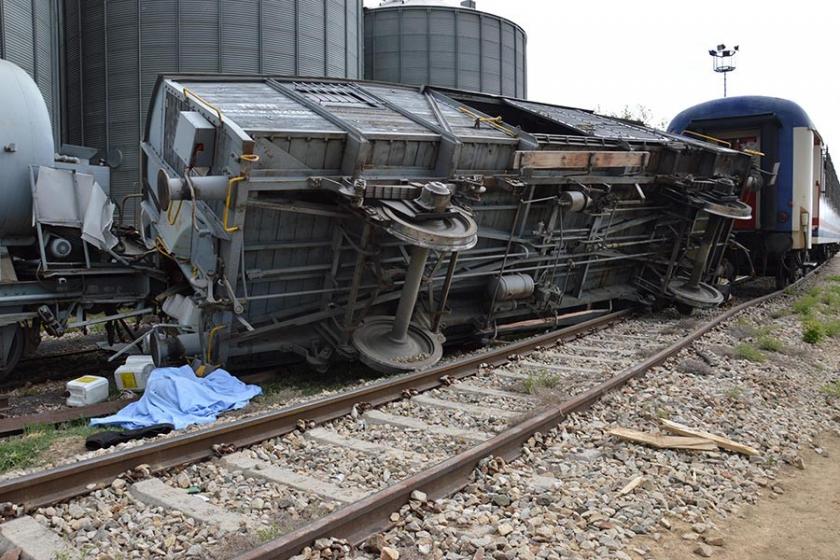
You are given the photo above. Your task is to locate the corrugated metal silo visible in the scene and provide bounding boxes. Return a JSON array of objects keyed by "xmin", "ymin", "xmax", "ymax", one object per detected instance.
[
  {"xmin": 0, "ymin": 0, "xmax": 61, "ymax": 141},
  {"xmin": 364, "ymin": 0, "xmax": 526, "ymax": 98},
  {"xmin": 63, "ymin": 0, "xmax": 364, "ymax": 221}
]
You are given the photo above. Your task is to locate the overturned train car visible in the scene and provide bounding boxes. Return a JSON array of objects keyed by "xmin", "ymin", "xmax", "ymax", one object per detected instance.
[{"xmin": 140, "ymin": 76, "xmax": 755, "ymax": 373}]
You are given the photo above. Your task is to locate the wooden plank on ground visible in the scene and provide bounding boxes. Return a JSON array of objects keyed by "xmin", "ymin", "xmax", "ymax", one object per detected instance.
[
  {"xmin": 659, "ymin": 419, "xmax": 760, "ymax": 456},
  {"xmin": 514, "ymin": 150, "xmax": 650, "ymax": 170},
  {"xmin": 618, "ymin": 475, "xmax": 646, "ymax": 496},
  {"xmin": 608, "ymin": 427, "xmax": 718, "ymax": 451}
]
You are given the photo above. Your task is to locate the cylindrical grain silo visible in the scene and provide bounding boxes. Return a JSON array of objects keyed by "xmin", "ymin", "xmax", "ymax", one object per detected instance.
[
  {"xmin": 364, "ymin": 0, "xmax": 526, "ymax": 98},
  {"xmin": 0, "ymin": 0, "xmax": 62, "ymax": 142},
  {"xmin": 62, "ymin": 0, "xmax": 364, "ymax": 222}
]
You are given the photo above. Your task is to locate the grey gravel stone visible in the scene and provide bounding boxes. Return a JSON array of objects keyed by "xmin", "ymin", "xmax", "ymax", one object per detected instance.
[{"xmin": 695, "ymin": 543, "xmax": 715, "ymax": 557}]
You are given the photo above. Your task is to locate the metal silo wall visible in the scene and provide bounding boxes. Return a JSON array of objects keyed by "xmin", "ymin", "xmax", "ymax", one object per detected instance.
[
  {"xmin": 0, "ymin": 0, "xmax": 61, "ymax": 141},
  {"xmin": 63, "ymin": 0, "xmax": 364, "ymax": 221},
  {"xmin": 364, "ymin": 5, "xmax": 526, "ymax": 98}
]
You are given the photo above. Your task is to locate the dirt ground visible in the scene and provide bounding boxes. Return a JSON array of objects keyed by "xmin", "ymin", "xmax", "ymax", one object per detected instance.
[{"xmin": 648, "ymin": 432, "xmax": 840, "ymax": 559}]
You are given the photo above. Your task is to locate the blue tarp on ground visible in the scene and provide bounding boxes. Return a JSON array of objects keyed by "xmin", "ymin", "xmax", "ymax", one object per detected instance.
[{"xmin": 90, "ymin": 365, "xmax": 263, "ymax": 430}]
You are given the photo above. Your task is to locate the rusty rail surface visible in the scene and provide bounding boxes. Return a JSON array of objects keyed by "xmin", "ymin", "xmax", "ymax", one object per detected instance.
[
  {"xmin": 237, "ymin": 271, "xmax": 821, "ymax": 560},
  {"xmin": 0, "ymin": 310, "xmax": 627, "ymax": 510}
]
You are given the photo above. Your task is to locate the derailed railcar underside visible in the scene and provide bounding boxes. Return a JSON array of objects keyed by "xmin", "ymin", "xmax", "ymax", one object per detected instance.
[{"xmin": 140, "ymin": 76, "xmax": 754, "ymax": 373}]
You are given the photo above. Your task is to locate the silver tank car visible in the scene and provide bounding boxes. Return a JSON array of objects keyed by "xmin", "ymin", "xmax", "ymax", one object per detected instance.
[
  {"xmin": 0, "ymin": 60, "xmax": 155, "ymax": 378},
  {"xmin": 0, "ymin": 60, "xmax": 55, "ymax": 239},
  {"xmin": 140, "ymin": 75, "xmax": 755, "ymax": 373}
]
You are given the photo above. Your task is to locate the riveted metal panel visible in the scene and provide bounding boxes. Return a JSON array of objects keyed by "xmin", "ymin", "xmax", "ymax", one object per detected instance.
[
  {"xmin": 0, "ymin": 0, "xmax": 60, "ymax": 141},
  {"xmin": 364, "ymin": 5, "xmax": 526, "ymax": 98},
  {"xmin": 64, "ymin": 0, "xmax": 362, "ymax": 224}
]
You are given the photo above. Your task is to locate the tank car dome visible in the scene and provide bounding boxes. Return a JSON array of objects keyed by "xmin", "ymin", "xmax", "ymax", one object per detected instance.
[{"xmin": 0, "ymin": 60, "xmax": 54, "ymax": 240}]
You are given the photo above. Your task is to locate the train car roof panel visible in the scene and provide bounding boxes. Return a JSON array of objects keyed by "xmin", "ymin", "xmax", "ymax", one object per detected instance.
[
  {"xmin": 173, "ymin": 78, "xmax": 522, "ymax": 142},
  {"xmin": 669, "ymin": 95, "xmax": 817, "ymax": 134},
  {"xmin": 506, "ymin": 98, "xmax": 671, "ymax": 142},
  {"xmin": 178, "ymin": 81, "xmax": 345, "ymax": 134}
]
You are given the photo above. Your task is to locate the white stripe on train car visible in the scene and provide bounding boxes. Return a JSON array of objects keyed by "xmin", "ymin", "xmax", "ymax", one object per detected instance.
[{"xmin": 792, "ymin": 127, "xmax": 816, "ymax": 250}]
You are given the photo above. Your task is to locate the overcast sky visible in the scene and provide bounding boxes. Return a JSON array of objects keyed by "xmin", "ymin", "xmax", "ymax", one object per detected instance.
[{"xmin": 364, "ymin": 0, "xmax": 839, "ymax": 148}]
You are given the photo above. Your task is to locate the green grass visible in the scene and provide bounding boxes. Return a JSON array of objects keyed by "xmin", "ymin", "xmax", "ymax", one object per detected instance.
[
  {"xmin": 792, "ymin": 293, "xmax": 821, "ymax": 316},
  {"xmin": 802, "ymin": 320, "xmax": 826, "ymax": 344},
  {"xmin": 820, "ymin": 380, "xmax": 840, "ymax": 398},
  {"xmin": 821, "ymin": 287, "xmax": 840, "ymax": 313},
  {"xmin": 733, "ymin": 343, "xmax": 766, "ymax": 363},
  {"xmin": 757, "ymin": 335, "xmax": 784, "ymax": 353},
  {"xmin": 825, "ymin": 319, "xmax": 840, "ymax": 338},
  {"xmin": 0, "ymin": 422, "xmax": 100, "ymax": 474},
  {"xmin": 521, "ymin": 370, "xmax": 561, "ymax": 394},
  {"xmin": 785, "ymin": 279, "xmax": 840, "ymax": 343},
  {"xmin": 256, "ymin": 524, "xmax": 284, "ymax": 543},
  {"xmin": 655, "ymin": 407, "xmax": 671, "ymax": 420}
]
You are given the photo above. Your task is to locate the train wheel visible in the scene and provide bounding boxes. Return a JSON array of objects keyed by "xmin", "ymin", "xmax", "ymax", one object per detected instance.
[
  {"xmin": 0, "ymin": 324, "xmax": 24, "ymax": 382},
  {"xmin": 774, "ymin": 253, "xmax": 804, "ymax": 290}
]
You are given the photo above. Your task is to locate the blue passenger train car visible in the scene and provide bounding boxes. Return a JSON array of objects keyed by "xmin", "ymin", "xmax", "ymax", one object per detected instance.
[{"xmin": 670, "ymin": 96, "xmax": 840, "ymax": 287}]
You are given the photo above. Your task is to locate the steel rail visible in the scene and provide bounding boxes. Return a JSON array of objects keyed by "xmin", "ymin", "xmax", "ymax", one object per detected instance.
[
  {"xmin": 0, "ymin": 310, "xmax": 628, "ymax": 510},
  {"xmin": 237, "ymin": 269, "xmax": 824, "ymax": 560}
]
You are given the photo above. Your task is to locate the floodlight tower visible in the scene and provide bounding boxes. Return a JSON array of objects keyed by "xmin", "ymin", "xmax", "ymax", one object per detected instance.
[{"xmin": 709, "ymin": 44, "xmax": 739, "ymax": 97}]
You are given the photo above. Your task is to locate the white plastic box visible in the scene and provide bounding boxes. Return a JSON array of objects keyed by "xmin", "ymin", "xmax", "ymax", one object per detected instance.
[
  {"xmin": 66, "ymin": 376, "xmax": 110, "ymax": 407},
  {"xmin": 114, "ymin": 355, "xmax": 155, "ymax": 392}
]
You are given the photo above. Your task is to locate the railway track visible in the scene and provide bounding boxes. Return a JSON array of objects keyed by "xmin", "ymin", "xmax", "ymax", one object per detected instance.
[{"xmin": 0, "ymin": 265, "xmax": 825, "ymax": 559}]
